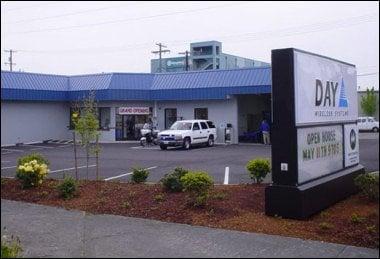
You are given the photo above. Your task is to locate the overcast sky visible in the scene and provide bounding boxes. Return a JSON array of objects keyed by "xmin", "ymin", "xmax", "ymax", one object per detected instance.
[{"xmin": 1, "ymin": 1, "xmax": 379, "ymax": 89}]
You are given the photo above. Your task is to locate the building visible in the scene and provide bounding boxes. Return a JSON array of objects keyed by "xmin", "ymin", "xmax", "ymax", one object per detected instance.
[
  {"xmin": 1, "ymin": 68, "xmax": 271, "ymax": 146},
  {"xmin": 151, "ymin": 41, "xmax": 269, "ymax": 73},
  {"xmin": 357, "ymin": 89, "xmax": 379, "ymax": 120}
]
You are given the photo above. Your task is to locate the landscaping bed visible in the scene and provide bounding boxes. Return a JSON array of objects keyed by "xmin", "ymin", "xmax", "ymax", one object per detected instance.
[{"xmin": 1, "ymin": 178, "xmax": 378, "ymax": 249}]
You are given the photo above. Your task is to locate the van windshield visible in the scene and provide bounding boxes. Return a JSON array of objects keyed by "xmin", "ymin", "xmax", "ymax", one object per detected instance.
[{"xmin": 170, "ymin": 122, "xmax": 192, "ymax": 130}]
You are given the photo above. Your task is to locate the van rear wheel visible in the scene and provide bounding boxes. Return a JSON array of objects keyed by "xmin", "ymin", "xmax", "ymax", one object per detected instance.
[{"xmin": 160, "ymin": 144, "xmax": 167, "ymax": 150}]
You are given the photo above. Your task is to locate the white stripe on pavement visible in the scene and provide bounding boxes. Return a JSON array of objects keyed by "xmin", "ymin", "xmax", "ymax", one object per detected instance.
[
  {"xmin": 1, "ymin": 166, "xmax": 17, "ymax": 170},
  {"xmin": 49, "ymin": 164, "xmax": 96, "ymax": 174},
  {"xmin": 104, "ymin": 166, "xmax": 157, "ymax": 181},
  {"xmin": 1, "ymin": 148, "xmax": 24, "ymax": 152},
  {"xmin": 24, "ymin": 144, "xmax": 54, "ymax": 149},
  {"xmin": 223, "ymin": 166, "xmax": 229, "ymax": 185},
  {"xmin": 1, "ymin": 161, "xmax": 11, "ymax": 163}
]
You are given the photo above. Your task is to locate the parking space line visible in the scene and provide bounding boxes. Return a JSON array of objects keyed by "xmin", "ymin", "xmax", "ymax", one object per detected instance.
[
  {"xmin": 24, "ymin": 144, "xmax": 54, "ymax": 149},
  {"xmin": 104, "ymin": 166, "xmax": 157, "ymax": 181},
  {"xmin": 1, "ymin": 148, "xmax": 24, "ymax": 153},
  {"xmin": 49, "ymin": 164, "xmax": 96, "ymax": 174},
  {"xmin": 1, "ymin": 152, "xmax": 12, "ymax": 155},
  {"xmin": 30, "ymin": 148, "xmax": 45, "ymax": 151},
  {"xmin": 56, "ymin": 144, "xmax": 73, "ymax": 148},
  {"xmin": 131, "ymin": 146, "xmax": 160, "ymax": 150},
  {"xmin": 1, "ymin": 161, "xmax": 11, "ymax": 163},
  {"xmin": 224, "ymin": 166, "xmax": 229, "ymax": 185},
  {"xmin": 1, "ymin": 166, "xmax": 17, "ymax": 170}
]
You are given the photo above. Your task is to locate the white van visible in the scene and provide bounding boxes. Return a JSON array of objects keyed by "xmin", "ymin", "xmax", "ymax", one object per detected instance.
[{"xmin": 357, "ymin": 117, "xmax": 379, "ymax": 132}]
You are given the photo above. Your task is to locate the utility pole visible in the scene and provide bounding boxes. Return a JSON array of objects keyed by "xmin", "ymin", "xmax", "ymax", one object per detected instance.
[
  {"xmin": 178, "ymin": 50, "xmax": 190, "ymax": 71},
  {"xmin": 4, "ymin": 49, "xmax": 17, "ymax": 71},
  {"xmin": 151, "ymin": 43, "xmax": 170, "ymax": 73}
]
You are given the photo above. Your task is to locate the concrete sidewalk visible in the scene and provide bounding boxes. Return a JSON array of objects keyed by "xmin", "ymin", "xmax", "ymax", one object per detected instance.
[{"xmin": 1, "ymin": 199, "xmax": 379, "ymax": 258}]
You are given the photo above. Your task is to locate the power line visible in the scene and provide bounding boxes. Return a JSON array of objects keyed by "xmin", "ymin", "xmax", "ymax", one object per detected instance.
[
  {"xmin": 4, "ymin": 2, "xmax": 152, "ymax": 24},
  {"xmin": 13, "ymin": 12, "xmax": 378, "ymax": 55},
  {"xmin": 2, "ymin": 2, "xmax": 59, "ymax": 12},
  {"xmin": 7, "ymin": 2, "xmax": 246, "ymax": 34},
  {"xmin": 4, "ymin": 49, "xmax": 17, "ymax": 71}
]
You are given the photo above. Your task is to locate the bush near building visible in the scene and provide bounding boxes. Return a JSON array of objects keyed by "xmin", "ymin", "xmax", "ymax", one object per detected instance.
[
  {"xmin": 160, "ymin": 167, "xmax": 189, "ymax": 192},
  {"xmin": 181, "ymin": 171, "xmax": 214, "ymax": 207},
  {"xmin": 354, "ymin": 172, "xmax": 379, "ymax": 201},
  {"xmin": 16, "ymin": 154, "xmax": 49, "ymax": 189},
  {"xmin": 57, "ymin": 176, "xmax": 78, "ymax": 200},
  {"xmin": 17, "ymin": 152, "xmax": 49, "ymax": 167},
  {"xmin": 131, "ymin": 167, "xmax": 149, "ymax": 183},
  {"xmin": 246, "ymin": 158, "xmax": 271, "ymax": 184}
]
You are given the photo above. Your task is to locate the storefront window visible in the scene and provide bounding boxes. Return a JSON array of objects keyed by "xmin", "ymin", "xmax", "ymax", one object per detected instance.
[
  {"xmin": 69, "ymin": 107, "xmax": 110, "ymax": 130},
  {"xmin": 194, "ymin": 108, "xmax": 208, "ymax": 120},
  {"xmin": 98, "ymin": 107, "xmax": 110, "ymax": 130},
  {"xmin": 165, "ymin": 108, "xmax": 177, "ymax": 129}
]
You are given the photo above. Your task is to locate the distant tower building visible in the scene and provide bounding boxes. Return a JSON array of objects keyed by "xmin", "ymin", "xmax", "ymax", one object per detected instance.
[{"xmin": 151, "ymin": 40, "xmax": 269, "ymax": 73}]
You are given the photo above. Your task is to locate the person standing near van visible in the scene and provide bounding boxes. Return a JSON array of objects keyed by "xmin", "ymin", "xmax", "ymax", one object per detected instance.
[{"xmin": 260, "ymin": 119, "xmax": 270, "ymax": 145}]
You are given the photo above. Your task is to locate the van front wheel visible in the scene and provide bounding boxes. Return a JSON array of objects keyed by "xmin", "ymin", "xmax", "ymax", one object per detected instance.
[
  {"xmin": 207, "ymin": 136, "xmax": 214, "ymax": 147},
  {"xmin": 183, "ymin": 138, "xmax": 191, "ymax": 150}
]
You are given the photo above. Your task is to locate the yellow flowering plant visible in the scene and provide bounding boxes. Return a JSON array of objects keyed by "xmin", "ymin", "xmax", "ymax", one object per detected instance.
[{"xmin": 16, "ymin": 159, "xmax": 49, "ymax": 189}]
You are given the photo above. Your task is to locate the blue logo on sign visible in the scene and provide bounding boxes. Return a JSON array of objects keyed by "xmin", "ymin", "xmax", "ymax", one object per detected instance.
[{"xmin": 338, "ymin": 78, "xmax": 348, "ymax": 108}]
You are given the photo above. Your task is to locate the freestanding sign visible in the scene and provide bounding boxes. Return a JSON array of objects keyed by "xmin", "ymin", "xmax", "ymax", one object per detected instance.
[{"xmin": 266, "ymin": 48, "xmax": 364, "ymax": 219}]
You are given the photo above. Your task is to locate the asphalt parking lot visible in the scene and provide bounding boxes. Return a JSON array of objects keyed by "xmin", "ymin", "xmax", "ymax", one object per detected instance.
[{"xmin": 1, "ymin": 133, "xmax": 378, "ymax": 184}]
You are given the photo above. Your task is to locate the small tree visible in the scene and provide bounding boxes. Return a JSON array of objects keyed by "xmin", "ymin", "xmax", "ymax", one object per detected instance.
[
  {"xmin": 361, "ymin": 87, "xmax": 378, "ymax": 117},
  {"xmin": 73, "ymin": 92, "xmax": 101, "ymax": 180}
]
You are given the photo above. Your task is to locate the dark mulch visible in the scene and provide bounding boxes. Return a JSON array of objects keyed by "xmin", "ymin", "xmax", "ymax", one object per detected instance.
[{"xmin": 1, "ymin": 178, "xmax": 378, "ymax": 248}]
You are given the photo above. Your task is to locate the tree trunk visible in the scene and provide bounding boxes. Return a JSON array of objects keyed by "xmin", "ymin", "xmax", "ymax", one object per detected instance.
[
  {"xmin": 96, "ymin": 135, "xmax": 99, "ymax": 180},
  {"xmin": 86, "ymin": 146, "xmax": 89, "ymax": 180},
  {"xmin": 73, "ymin": 131, "xmax": 78, "ymax": 180}
]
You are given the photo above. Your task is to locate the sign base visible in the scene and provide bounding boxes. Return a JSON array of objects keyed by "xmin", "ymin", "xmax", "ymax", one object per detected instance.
[{"xmin": 265, "ymin": 164, "xmax": 365, "ymax": 219}]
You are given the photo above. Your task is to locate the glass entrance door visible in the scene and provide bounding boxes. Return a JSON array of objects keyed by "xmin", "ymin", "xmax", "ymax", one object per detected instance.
[{"xmin": 115, "ymin": 114, "xmax": 148, "ymax": 141}]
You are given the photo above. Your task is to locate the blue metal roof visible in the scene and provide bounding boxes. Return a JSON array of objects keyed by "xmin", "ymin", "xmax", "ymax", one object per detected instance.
[
  {"xmin": 1, "ymin": 71, "xmax": 68, "ymax": 91},
  {"xmin": 1, "ymin": 67, "xmax": 271, "ymax": 101}
]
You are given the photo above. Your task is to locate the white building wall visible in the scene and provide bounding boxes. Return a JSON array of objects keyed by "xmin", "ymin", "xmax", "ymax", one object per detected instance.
[{"xmin": 1, "ymin": 101, "xmax": 71, "ymax": 146}]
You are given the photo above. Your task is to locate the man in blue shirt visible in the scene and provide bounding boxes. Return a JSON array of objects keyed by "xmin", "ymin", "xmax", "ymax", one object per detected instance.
[{"xmin": 260, "ymin": 119, "xmax": 270, "ymax": 145}]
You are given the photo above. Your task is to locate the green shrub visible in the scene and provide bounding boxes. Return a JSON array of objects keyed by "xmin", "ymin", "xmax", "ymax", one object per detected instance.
[
  {"xmin": 213, "ymin": 191, "xmax": 228, "ymax": 201},
  {"xmin": 160, "ymin": 167, "xmax": 189, "ymax": 192},
  {"xmin": 354, "ymin": 172, "xmax": 379, "ymax": 201},
  {"xmin": 246, "ymin": 158, "xmax": 270, "ymax": 184},
  {"xmin": 17, "ymin": 153, "xmax": 49, "ymax": 166},
  {"xmin": 131, "ymin": 167, "xmax": 149, "ymax": 183},
  {"xmin": 320, "ymin": 211, "xmax": 330, "ymax": 218},
  {"xmin": 153, "ymin": 194, "xmax": 165, "ymax": 203},
  {"xmin": 57, "ymin": 176, "xmax": 77, "ymax": 200},
  {"xmin": 319, "ymin": 222, "xmax": 333, "ymax": 230},
  {"xmin": 367, "ymin": 225, "xmax": 376, "ymax": 234},
  {"xmin": 181, "ymin": 171, "xmax": 213, "ymax": 207},
  {"xmin": 350, "ymin": 213, "xmax": 365, "ymax": 224},
  {"xmin": 1, "ymin": 233, "xmax": 22, "ymax": 258},
  {"xmin": 122, "ymin": 201, "xmax": 130, "ymax": 209},
  {"xmin": 16, "ymin": 159, "xmax": 49, "ymax": 189}
]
